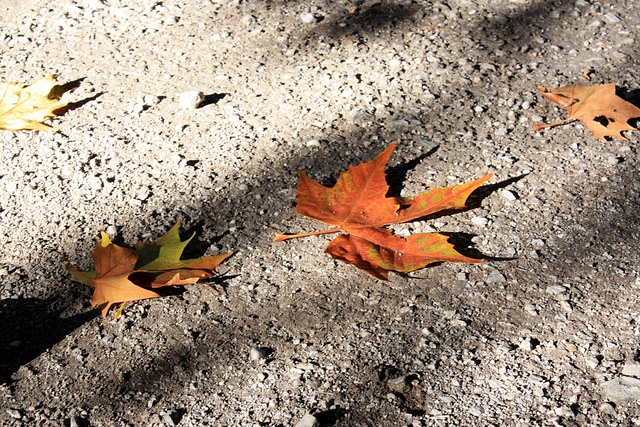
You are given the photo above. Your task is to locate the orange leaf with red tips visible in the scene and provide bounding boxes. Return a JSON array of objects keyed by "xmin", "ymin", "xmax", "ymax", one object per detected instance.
[
  {"xmin": 276, "ymin": 143, "xmax": 492, "ymax": 280},
  {"xmin": 533, "ymin": 83, "xmax": 640, "ymax": 141}
]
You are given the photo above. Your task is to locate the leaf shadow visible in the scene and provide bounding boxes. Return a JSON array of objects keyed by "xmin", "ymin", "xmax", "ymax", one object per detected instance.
[
  {"xmin": 385, "ymin": 145, "xmax": 439, "ymax": 199},
  {"xmin": 0, "ymin": 295, "xmax": 97, "ymax": 384}
]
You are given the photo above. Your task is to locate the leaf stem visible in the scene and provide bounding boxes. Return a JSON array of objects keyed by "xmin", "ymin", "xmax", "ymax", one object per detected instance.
[{"xmin": 275, "ymin": 228, "xmax": 341, "ymax": 241}]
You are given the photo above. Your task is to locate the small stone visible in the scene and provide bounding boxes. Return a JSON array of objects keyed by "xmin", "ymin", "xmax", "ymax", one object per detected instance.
[
  {"xmin": 300, "ymin": 13, "xmax": 317, "ymax": 23},
  {"xmin": 69, "ymin": 415, "xmax": 84, "ymax": 427},
  {"xmin": 486, "ymin": 271, "xmax": 506, "ymax": 283},
  {"xmin": 106, "ymin": 225, "xmax": 117, "ymax": 237},
  {"xmin": 250, "ymin": 347, "xmax": 267, "ymax": 361},
  {"xmin": 163, "ymin": 409, "xmax": 182, "ymax": 426},
  {"xmin": 599, "ymin": 402, "xmax": 616, "ymax": 416},
  {"xmin": 88, "ymin": 175, "xmax": 103, "ymax": 191},
  {"xmin": 469, "ymin": 406, "xmax": 483, "ymax": 416},
  {"xmin": 306, "ymin": 139, "xmax": 321, "ymax": 148},
  {"xmin": 6, "ymin": 409, "xmax": 21, "ymax": 419},
  {"xmin": 604, "ymin": 13, "xmax": 621, "ymax": 23},
  {"xmin": 531, "ymin": 238, "xmax": 545, "ymax": 248},
  {"xmin": 546, "ymin": 285, "xmax": 567, "ymax": 294},
  {"xmin": 602, "ymin": 376, "xmax": 640, "ymax": 405},
  {"xmin": 585, "ymin": 357, "xmax": 599, "ymax": 369},
  {"xmin": 178, "ymin": 91, "xmax": 204, "ymax": 109},
  {"xmin": 500, "ymin": 189, "xmax": 517, "ymax": 201},
  {"xmin": 387, "ymin": 376, "xmax": 407, "ymax": 392},
  {"xmin": 524, "ymin": 303, "xmax": 538, "ymax": 316},
  {"xmin": 607, "ymin": 156, "xmax": 620, "ymax": 165},
  {"xmin": 519, "ymin": 338, "xmax": 533, "ymax": 351},
  {"xmin": 296, "ymin": 414, "xmax": 318, "ymax": 427},
  {"xmin": 491, "ymin": 15, "xmax": 508, "ymax": 25},
  {"xmin": 241, "ymin": 14, "xmax": 256, "ymax": 25},
  {"xmin": 471, "ymin": 216, "xmax": 488, "ymax": 226},
  {"xmin": 622, "ymin": 360, "xmax": 640, "ymax": 378},
  {"xmin": 418, "ymin": 136, "xmax": 439, "ymax": 151},
  {"xmin": 565, "ymin": 342, "xmax": 577, "ymax": 352},
  {"xmin": 495, "ymin": 127, "xmax": 508, "ymax": 136},
  {"xmin": 143, "ymin": 94, "xmax": 160, "ymax": 105},
  {"xmin": 389, "ymin": 58, "xmax": 402, "ymax": 67}
]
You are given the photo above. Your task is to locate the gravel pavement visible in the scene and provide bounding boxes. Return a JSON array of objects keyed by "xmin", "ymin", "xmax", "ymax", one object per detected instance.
[{"xmin": 1, "ymin": 0, "xmax": 640, "ymax": 425}]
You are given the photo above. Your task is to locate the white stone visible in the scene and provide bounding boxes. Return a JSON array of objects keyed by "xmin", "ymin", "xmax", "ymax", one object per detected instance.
[
  {"xmin": 178, "ymin": 91, "xmax": 204, "ymax": 109},
  {"xmin": 296, "ymin": 414, "xmax": 318, "ymax": 427},
  {"xmin": 300, "ymin": 13, "xmax": 316, "ymax": 23},
  {"xmin": 471, "ymin": 216, "xmax": 488, "ymax": 226},
  {"xmin": 602, "ymin": 376, "xmax": 640, "ymax": 405},
  {"xmin": 622, "ymin": 360, "xmax": 640, "ymax": 378}
]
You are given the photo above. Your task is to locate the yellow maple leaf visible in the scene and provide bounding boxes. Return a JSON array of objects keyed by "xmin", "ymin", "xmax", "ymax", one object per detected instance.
[{"xmin": 0, "ymin": 74, "xmax": 74, "ymax": 131}]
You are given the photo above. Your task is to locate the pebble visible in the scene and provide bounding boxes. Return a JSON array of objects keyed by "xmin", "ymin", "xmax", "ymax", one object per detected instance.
[
  {"xmin": 387, "ymin": 376, "xmax": 407, "ymax": 392},
  {"xmin": 491, "ymin": 15, "xmax": 508, "ymax": 25},
  {"xmin": 585, "ymin": 357, "xmax": 599, "ymax": 369},
  {"xmin": 500, "ymin": 189, "xmax": 516, "ymax": 201},
  {"xmin": 468, "ymin": 406, "xmax": 483, "ymax": 416},
  {"xmin": 599, "ymin": 402, "xmax": 616, "ymax": 416},
  {"xmin": 143, "ymin": 94, "xmax": 160, "ymax": 105},
  {"xmin": 486, "ymin": 271, "xmax": 506, "ymax": 283},
  {"xmin": 519, "ymin": 338, "xmax": 533, "ymax": 351},
  {"xmin": 471, "ymin": 216, "xmax": 488, "ymax": 226},
  {"xmin": 604, "ymin": 13, "xmax": 621, "ymax": 23},
  {"xmin": 607, "ymin": 156, "xmax": 620, "ymax": 165},
  {"xmin": 300, "ymin": 13, "xmax": 316, "ymax": 24},
  {"xmin": 6, "ymin": 408, "xmax": 21, "ymax": 419},
  {"xmin": 524, "ymin": 303, "xmax": 538, "ymax": 316},
  {"xmin": 178, "ymin": 91, "xmax": 204, "ymax": 109},
  {"xmin": 296, "ymin": 414, "xmax": 318, "ymax": 427},
  {"xmin": 163, "ymin": 409, "xmax": 182, "ymax": 426},
  {"xmin": 546, "ymin": 285, "xmax": 567, "ymax": 294},
  {"xmin": 622, "ymin": 360, "xmax": 640, "ymax": 378},
  {"xmin": 250, "ymin": 347, "xmax": 267, "ymax": 361},
  {"xmin": 306, "ymin": 139, "xmax": 321, "ymax": 148},
  {"xmin": 601, "ymin": 376, "xmax": 640, "ymax": 405},
  {"xmin": 495, "ymin": 127, "xmax": 508, "ymax": 136}
]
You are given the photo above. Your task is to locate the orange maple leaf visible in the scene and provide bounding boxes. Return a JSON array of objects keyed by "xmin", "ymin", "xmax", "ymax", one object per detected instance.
[
  {"xmin": 533, "ymin": 83, "xmax": 640, "ymax": 141},
  {"xmin": 66, "ymin": 222, "xmax": 232, "ymax": 318},
  {"xmin": 276, "ymin": 143, "xmax": 492, "ymax": 280},
  {"xmin": 65, "ymin": 241, "xmax": 161, "ymax": 318},
  {"xmin": 0, "ymin": 75, "xmax": 74, "ymax": 131}
]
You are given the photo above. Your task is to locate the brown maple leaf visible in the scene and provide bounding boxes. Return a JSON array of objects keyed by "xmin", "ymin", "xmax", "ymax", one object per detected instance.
[
  {"xmin": 533, "ymin": 83, "xmax": 640, "ymax": 141},
  {"xmin": 0, "ymin": 74, "xmax": 75, "ymax": 131},
  {"xmin": 65, "ymin": 240, "xmax": 161, "ymax": 318},
  {"xmin": 276, "ymin": 143, "xmax": 492, "ymax": 280},
  {"xmin": 66, "ymin": 222, "xmax": 232, "ymax": 318}
]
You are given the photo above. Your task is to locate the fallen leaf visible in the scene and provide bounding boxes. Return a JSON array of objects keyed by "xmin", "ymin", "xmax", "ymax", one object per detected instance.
[
  {"xmin": 66, "ymin": 222, "xmax": 232, "ymax": 318},
  {"xmin": 276, "ymin": 143, "xmax": 492, "ymax": 280},
  {"xmin": 65, "ymin": 240, "xmax": 161, "ymax": 318},
  {"xmin": 134, "ymin": 220, "xmax": 232, "ymax": 287},
  {"xmin": 0, "ymin": 74, "xmax": 74, "ymax": 131},
  {"xmin": 533, "ymin": 83, "xmax": 640, "ymax": 141}
]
